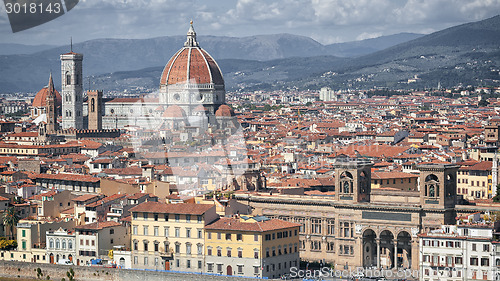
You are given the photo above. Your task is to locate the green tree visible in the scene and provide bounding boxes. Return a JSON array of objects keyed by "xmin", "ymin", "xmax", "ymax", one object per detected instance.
[{"xmin": 2, "ymin": 207, "xmax": 19, "ymax": 240}]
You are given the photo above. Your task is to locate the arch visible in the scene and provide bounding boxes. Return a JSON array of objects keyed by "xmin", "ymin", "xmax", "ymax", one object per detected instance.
[
  {"xmin": 362, "ymin": 229, "xmax": 377, "ymax": 268},
  {"xmin": 226, "ymin": 265, "xmax": 232, "ymax": 276},
  {"xmin": 49, "ymin": 253, "xmax": 54, "ymax": 264},
  {"xmin": 119, "ymin": 257, "xmax": 125, "ymax": 267},
  {"xmin": 91, "ymin": 98, "xmax": 95, "ymax": 112},
  {"xmin": 379, "ymin": 230, "xmax": 395, "ymax": 269},
  {"xmin": 68, "ymin": 254, "xmax": 73, "ymax": 262},
  {"xmin": 396, "ymin": 231, "xmax": 412, "ymax": 269},
  {"xmin": 340, "ymin": 171, "xmax": 353, "ymax": 179},
  {"xmin": 425, "ymin": 174, "xmax": 439, "ymax": 182},
  {"xmin": 65, "ymin": 72, "xmax": 71, "ymax": 85}
]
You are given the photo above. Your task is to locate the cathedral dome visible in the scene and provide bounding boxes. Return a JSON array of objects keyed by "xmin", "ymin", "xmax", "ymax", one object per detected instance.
[
  {"xmin": 215, "ymin": 104, "xmax": 235, "ymax": 117},
  {"xmin": 160, "ymin": 22, "xmax": 224, "ymax": 87},
  {"xmin": 32, "ymin": 78, "xmax": 62, "ymax": 108},
  {"xmin": 162, "ymin": 105, "xmax": 187, "ymax": 118}
]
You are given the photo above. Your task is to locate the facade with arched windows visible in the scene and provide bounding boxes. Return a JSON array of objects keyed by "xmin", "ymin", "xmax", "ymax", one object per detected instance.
[
  {"xmin": 235, "ymin": 161, "xmax": 474, "ymax": 271},
  {"xmin": 46, "ymin": 227, "xmax": 76, "ymax": 264}
]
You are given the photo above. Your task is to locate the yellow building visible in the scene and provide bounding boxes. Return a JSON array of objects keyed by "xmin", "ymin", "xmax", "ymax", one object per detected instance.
[
  {"xmin": 457, "ymin": 161, "xmax": 493, "ymax": 200},
  {"xmin": 129, "ymin": 202, "xmax": 218, "ymax": 272},
  {"xmin": 371, "ymin": 171, "xmax": 418, "ymax": 191},
  {"xmin": 204, "ymin": 216, "xmax": 300, "ymax": 279}
]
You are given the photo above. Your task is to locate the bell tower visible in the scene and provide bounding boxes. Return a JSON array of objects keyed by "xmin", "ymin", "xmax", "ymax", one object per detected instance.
[
  {"xmin": 45, "ymin": 73, "xmax": 57, "ymax": 134},
  {"xmin": 418, "ymin": 163, "xmax": 459, "ymax": 228},
  {"xmin": 87, "ymin": 90, "xmax": 103, "ymax": 130},
  {"xmin": 60, "ymin": 46, "xmax": 83, "ymax": 130},
  {"xmin": 334, "ymin": 159, "xmax": 373, "ymax": 203}
]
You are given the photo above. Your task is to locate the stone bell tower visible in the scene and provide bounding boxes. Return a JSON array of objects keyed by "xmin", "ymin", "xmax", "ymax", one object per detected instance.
[
  {"xmin": 418, "ymin": 163, "xmax": 459, "ymax": 228},
  {"xmin": 334, "ymin": 159, "xmax": 373, "ymax": 203}
]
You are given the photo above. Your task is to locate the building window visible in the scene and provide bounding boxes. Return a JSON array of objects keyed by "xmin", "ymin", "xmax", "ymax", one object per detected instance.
[
  {"xmin": 217, "ymin": 247, "xmax": 222, "ymax": 257},
  {"xmin": 186, "ymin": 243, "xmax": 192, "ymax": 255},
  {"xmin": 254, "ymin": 249, "xmax": 259, "ymax": 259},
  {"xmin": 311, "ymin": 241, "xmax": 321, "ymax": 251},
  {"xmin": 175, "ymin": 214, "xmax": 180, "ymax": 222},
  {"xmin": 176, "ymin": 259, "xmax": 180, "ymax": 267},
  {"xmin": 217, "ymin": 232, "xmax": 221, "ymax": 240},
  {"xmin": 175, "ymin": 228, "xmax": 180, "ymax": 237},
  {"xmin": 254, "ymin": 234, "xmax": 258, "ymax": 242},
  {"xmin": 186, "ymin": 260, "xmax": 191, "ymax": 268},
  {"xmin": 154, "ymin": 213, "xmax": 158, "ymax": 221},
  {"xmin": 311, "ymin": 218, "xmax": 322, "ymax": 234},
  {"xmin": 186, "ymin": 215, "xmax": 191, "ymax": 223},
  {"xmin": 197, "ymin": 229, "xmax": 202, "ymax": 239},
  {"xmin": 217, "ymin": 264, "xmax": 222, "ymax": 274},
  {"xmin": 133, "ymin": 256, "xmax": 138, "ymax": 264},
  {"xmin": 327, "ymin": 242, "xmax": 335, "ymax": 252},
  {"xmin": 237, "ymin": 234, "xmax": 243, "ymax": 241},
  {"xmin": 227, "ymin": 248, "xmax": 232, "ymax": 257},
  {"xmin": 154, "ymin": 226, "xmax": 159, "ymax": 236},
  {"xmin": 143, "ymin": 226, "xmax": 148, "ymax": 236},
  {"xmin": 327, "ymin": 219, "xmax": 335, "ymax": 235},
  {"xmin": 134, "ymin": 241, "xmax": 138, "ymax": 251},
  {"xmin": 186, "ymin": 228, "xmax": 191, "ymax": 238},
  {"xmin": 175, "ymin": 244, "xmax": 180, "ymax": 253},
  {"xmin": 340, "ymin": 221, "xmax": 353, "ymax": 237},
  {"xmin": 238, "ymin": 248, "xmax": 243, "ymax": 258},
  {"xmin": 207, "ymin": 232, "xmax": 211, "ymax": 239},
  {"xmin": 143, "ymin": 213, "xmax": 148, "ymax": 220},
  {"xmin": 226, "ymin": 233, "xmax": 231, "ymax": 240},
  {"xmin": 154, "ymin": 243, "xmax": 159, "ymax": 252},
  {"xmin": 143, "ymin": 242, "xmax": 148, "ymax": 252},
  {"xmin": 237, "ymin": 265, "xmax": 243, "ymax": 274},
  {"xmin": 164, "ymin": 227, "xmax": 169, "ymax": 237},
  {"xmin": 207, "ymin": 247, "xmax": 212, "ymax": 256},
  {"xmin": 207, "ymin": 263, "xmax": 213, "ymax": 272},
  {"xmin": 197, "ymin": 215, "xmax": 202, "ymax": 223}
]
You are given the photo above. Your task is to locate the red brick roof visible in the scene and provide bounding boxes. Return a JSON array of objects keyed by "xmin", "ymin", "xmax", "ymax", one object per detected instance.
[
  {"xmin": 75, "ymin": 221, "xmax": 121, "ymax": 230},
  {"xmin": 129, "ymin": 201, "xmax": 214, "ymax": 215},
  {"xmin": 205, "ymin": 217, "xmax": 301, "ymax": 232},
  {"xmin": 34, "ymin": 173, "xmax": 100, "ymax": 183}
]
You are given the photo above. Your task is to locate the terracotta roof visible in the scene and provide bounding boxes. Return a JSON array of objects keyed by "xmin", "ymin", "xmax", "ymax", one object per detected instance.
[
  {"xmin": 215, "ymin": 105, "xmax": 235, "ymax": 117},
  {"xmin": 87, "ymin": 194, "xmax": 126, "ymax": 208},
  {"xmin": 72, "ymin": 194, "xmax": 100, "ymax": 202},
  {"xmin": 34, "ymin": 173, "xmax": 100, "ymax": 183},
  {"xmin": 205, "ymin": 217, "xmax": 301, "ymax": 232},
  {"xmin": 160, "ymin": 47, "xmax": 224, "ymax": 86},
  {"xmin": 372, "ymin": 171, "xmax": 419, "ymax": 180},
  {"xmin": 75, "ymin": 221, "xmax": 121, "ymax": 230},
  {"xmin": 32, "ymin": 87, "xmax": 62, "ymax": 108},
  {"xmin": 129, "ymin": 201, "xmax": 214, "ymax": 215},
  {"xmin": 162, "ymin": 105, "xmax": 187, "ymax": 118}
]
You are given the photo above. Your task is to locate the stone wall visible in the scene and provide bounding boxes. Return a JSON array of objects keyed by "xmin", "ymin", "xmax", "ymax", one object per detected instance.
[{"xmin": 0, "ymin": 260, "xmax": 263, "ymax": 281}]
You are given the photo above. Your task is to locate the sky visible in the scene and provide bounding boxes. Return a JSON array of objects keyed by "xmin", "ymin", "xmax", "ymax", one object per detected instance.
[{"xmin": 0, "ymin": 0, "xmax": 499, "ymax": 46}]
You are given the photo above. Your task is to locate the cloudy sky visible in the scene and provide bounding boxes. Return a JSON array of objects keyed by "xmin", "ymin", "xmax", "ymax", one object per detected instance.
[{"xmin": 1, "ymin": 0, "xmax": 499, "ymax": 46}]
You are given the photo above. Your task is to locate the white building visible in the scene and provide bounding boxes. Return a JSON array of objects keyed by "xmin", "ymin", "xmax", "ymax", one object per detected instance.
[
  {"xmin": 419, "ymin": 222, "xmax": 500, "ymax": 281},
  {"xmin": 46, "ymin": 227, "xmax": 76, "ymax": 264}
]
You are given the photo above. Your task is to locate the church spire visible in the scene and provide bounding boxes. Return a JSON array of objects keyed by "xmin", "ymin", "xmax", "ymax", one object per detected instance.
[
  {"xmin": 184, "ymin": 20, "xmax": 199, "ymax": 47},
  {"xmin": 47, "ymin": 72, "xmax": 55, "ymax": 97}
]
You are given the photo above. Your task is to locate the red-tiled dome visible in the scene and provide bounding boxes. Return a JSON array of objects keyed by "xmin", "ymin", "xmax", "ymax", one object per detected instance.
[
  {"xmin": 32, "ymin": 86, "xmax": 62, "ymax": 108},
  {"xmin": 162, "ymin": 105, "xmax": 187, "ymax": 118},
  {"xmin": 193, "ymin": 105, "xmax": 208, "ymax": 112},
  {"xmin": 215, "ymin": 105, "xmax": 235, "ymax": 117},
  {"xmin": 160, "ymin": 23, "xmax": 224, "ymax": 86}
]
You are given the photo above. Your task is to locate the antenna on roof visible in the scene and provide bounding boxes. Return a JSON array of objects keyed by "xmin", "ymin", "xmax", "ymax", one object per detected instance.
[{"xmin": 70, "ymin": 37, "xmax": 73, "ymax": 52}]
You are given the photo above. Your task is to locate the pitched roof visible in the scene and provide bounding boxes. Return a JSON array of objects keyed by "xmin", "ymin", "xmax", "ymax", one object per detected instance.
[
  {"xmin": 129, "ymin": 201, "xmax": 214, "ymax": 215},
  {"xmin": 205, "ymin": 217, "xmax": 301, "ymax": 232},
  {"xmin": 75, "ymin": 221, "xmax": 121, "ymax": 230}
]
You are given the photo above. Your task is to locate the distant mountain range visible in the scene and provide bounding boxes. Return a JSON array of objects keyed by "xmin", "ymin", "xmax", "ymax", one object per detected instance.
[
  {"xmin": 0, "ymin": 31, "xmax": 422, "ymax": 93},
  {"xmin": 1, "ymin": 15, "xmax": 500, "ymax": 93}
]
